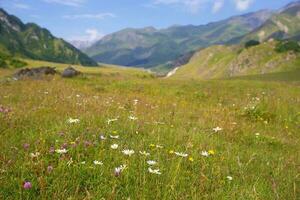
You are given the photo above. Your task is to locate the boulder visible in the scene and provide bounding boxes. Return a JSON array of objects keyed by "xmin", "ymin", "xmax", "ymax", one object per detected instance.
[
  {"xmin": 14, "ymin": 66, "xmax": 56, "ymax": 79},
  {"xmin": 61, "ymin": 66, "xmax": 81, "ymax": 78}
]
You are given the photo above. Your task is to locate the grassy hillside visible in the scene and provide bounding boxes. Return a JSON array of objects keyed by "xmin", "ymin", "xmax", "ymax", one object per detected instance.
[
  {"xmin": 0, "ymin": 9, "xmax": 97, "ymax": 66},
  {"xmin": 0, "ymin": 66, "xmax": 299, "ymax": 199},
  {"xmin": 171, "ymin": 41, "xmax": 300, "ymax": 80}
]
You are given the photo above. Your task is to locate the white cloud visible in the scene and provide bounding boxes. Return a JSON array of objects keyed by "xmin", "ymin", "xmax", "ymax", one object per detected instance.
[
  {"xmin": 63, "ymin": 13, "xmax": 116, "ymax": 20},
  {"xmin": 234, "ymin": 0, "xmax": 254, "ymax": 11},
  {"xmin": 69, "ymin": 28, "xmax": 104, "ymax": 43},
  {"xmin": 42, "ymin": 0, "xmax": 86, "ymax": 7},
  {"xmin": 153, "ymin": 0, "xmax": 208, "ymax": 14},
  {"xmin": 212, "ymin": 0, "xmax": 224, "ymax": 13},
  {"xmin": 13, "ymin": 3, "xmax": 31, "ymax": 10}
]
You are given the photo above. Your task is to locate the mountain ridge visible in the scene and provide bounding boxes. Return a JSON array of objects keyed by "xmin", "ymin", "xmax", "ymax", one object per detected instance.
[{"xmin": 0, "ymin": 8, "xmax": 97, "ymax": 66}]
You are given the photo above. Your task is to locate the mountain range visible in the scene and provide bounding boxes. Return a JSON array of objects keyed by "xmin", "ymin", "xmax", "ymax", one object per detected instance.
[
  {"xmin": 83, "ymin": 1, "xmax": 300, "ymax": 71},
  {"xmin": 84, "ymin": 10, "xmax": 273, "ymax": 68},
  {"xmin": 0, "ymin": 8, "xmax": 97, "ymax": 66}
]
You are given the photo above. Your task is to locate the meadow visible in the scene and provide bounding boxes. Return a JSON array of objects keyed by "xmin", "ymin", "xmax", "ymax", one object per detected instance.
[{"xmin": 0, "ymin": 63, "xmax": 299, "ymax": 199}]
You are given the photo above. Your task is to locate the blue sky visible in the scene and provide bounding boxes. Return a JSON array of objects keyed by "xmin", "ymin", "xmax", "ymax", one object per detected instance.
[{"xmin": 0, "ymin": 0, "xmax": 295, "ymax": 42}]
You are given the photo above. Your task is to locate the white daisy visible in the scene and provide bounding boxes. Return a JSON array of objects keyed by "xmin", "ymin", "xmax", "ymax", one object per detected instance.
[
  {"xmin": 213, "ymin": 127, "xmax": 223, "ymax": 133},
  {"xmin": 175, "ymin": 152, "xmax": 188, "ymax": 157},
  {"xmin": 30, "ymin": 152, "xmax": 40, "ymax": 158},
  {"xmin": 115, "ymin": 164, "xmax": 127, "ymax": 176},
  {"xmin": 55, "ymin": 149, "xmax": 68, "ymax": 154},
  {"xmin": 107, "ymin": 118, "xmax": 118, "ymax": 125},
  {"xmin": 129, "ymin": 116, "xmax": 138, "ymax": 121},
  {"xmin": 93, "ymin": 160, "xmax": 103, "ymax": 165},
  {"xmin": 100, "ymin": 135, "xmax": 107, "ymax": 140},
  {"xmin": 201, "ymin": 151, "xmax": 209, "ymax": 157},
  {"xmin": 122, "ymin": 149, "xmax": 135, "ymax": 156},
  {"xmin": 67, "ymin": 118, "xmax": 80, "ymax": 124},
  {"xmin": 148, "ymin": 167, "xmax": 161, "ymax": 175},
  {"xmin": 111, "ymin": 144, "xmax": 119, "ymax": 149},
  {"xmin": 139, "ymin": 151, "xmax": 150, "ymax": 156},
  {"xmin": 147, "ymin": 160, "xmax": 157, "ymax": 166},
  {"xmin": 227, "ymin": 176, "xmax": 233, "ymax": 181},
  {"xmin": 110, "ymin": 135, "xmax": 119, "ymax": 139}
]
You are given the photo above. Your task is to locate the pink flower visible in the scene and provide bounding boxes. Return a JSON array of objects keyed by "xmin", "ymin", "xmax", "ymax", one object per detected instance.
[
  {"xmin": 23, "ymin": 181, "xmax": 32, "ymax": 190},
  {"xmin": 23, "ymin": 143, "xmax": 30, "ymax": 150},
  {"xmin": 47, "ymin": 165, "xmax": 54, "ymax": 173},
  {"xmin": 49, "ymin": 147, "xmax": 55, "ymax": 154}
]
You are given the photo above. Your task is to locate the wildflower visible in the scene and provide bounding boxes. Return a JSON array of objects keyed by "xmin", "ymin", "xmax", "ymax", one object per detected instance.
[
  {"xmin": 47, "ymin": 165, "xmax": 53, "ymax": 173},
  {"xmin": 114, "ymin": 164, "xmax": 127, "ymax": 177},
  {"xmin": 175, "ymin": 152, "xmax": 188, "ymax": 157},
  {"xmin": 67, "ymin": 118, "xmax": 80, "ymax": 124},
  {"xmin": 30, "ymin": 152, "xmax": 40, "ymax": 158},
  {"xmin": 129, "ymin": 116, "xmax": 138, "ymax": 121},
  {"xmin": 133, "ymin": 99, "xmax": 139, "ymax": 105},
  {"xmin": 255, "ymin": 133, "xmax": 260, "ymax": 138},
  {"xmin": 110, "ymin": 135, "xmax": 119, "ymax": 139},
  {"xmin": 189, "ymin": 157, "xmax": 194, "ymax": 162},
  {"xmin": 99, "ymin": 135, "xmax": 107, "ymax": 140},
  {"xmin": 81, "ymin": 161, "xmax": 86, "ymax": 165},
  {"xmin": 107, "ymin": 118, "xmax": 118, "ymax": 124},
  {"xmin": 23, "ymin": 143, "xmax": 30, "ymax": 150},
  {"xmin": 23, "ymin": 181, "xmax": 32, "ymax": 190},
  {"xmin": 139, "ymin": 151, "xmax": 150, "ymax": 156},
  {"xmin": 201, "ymin": 151, "xmax": 209, "ymax": 157},
  {"xmin": 93, "ymin": 160, "xmax": 103, "ymax": 165},
  {"xmin": 148, "ymin": 167, "xmax": 161, "ymax": 175},
  {"xmin": 156, "ymin": 145, "xmax": 163, "ymax": 149},
  {"xmin": 49, "ymin": 147, "xmax": 55, "ymax": 154},
  {"xmin": 55, "ymin": 149, "xmax": 68, "ymax": 154},
  {"xmin": 208, "ymin": 150, "xmax": 215, "ymax": 155},
  {"xmin": 149, "ymin": 144, "xmax": 155, "ymax": 148},
  {"xmin": 147, "ymin": 160, "xmax": 157, "ymax": 166},
  {"xmin": 169, "ymin": 150, "xmax": 174, "ymax": 154},
  {"xmin": 122, "ymin": 149, "xmax": 135, "ymax": 156},
  {"xmin": 213, "ymin": 127, "xmax": 223, "ymax": 133},
  {"xmin": 111, "ymin": 144, "xmax": 119, "ymax": 150},
  {"xmin": 227, "ymin": 176, "xmax": 233, "ymax": 181}
]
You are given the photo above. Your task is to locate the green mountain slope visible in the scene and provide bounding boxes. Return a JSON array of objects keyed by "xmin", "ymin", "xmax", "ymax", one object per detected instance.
[
  {"xmin": 239, "ymin": 1, "xmax": 300, "ymax": 42},
  {"xmin": 171, "ymin": 41, "xmax": 300, "ymax": 80},
  {"xmin": 0, "ymin": 8, "xmax": 97, "ymax": 66},
  {"xmin": 85, "ymin": 10, "xmax": 272, "ymax": 68}
]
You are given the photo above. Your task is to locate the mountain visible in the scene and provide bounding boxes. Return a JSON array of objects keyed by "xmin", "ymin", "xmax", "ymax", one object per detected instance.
[
  {"xmin": 85, "ymin": 10, "xmax": 273, "ymax": 68},
  {"xmin": 0, "ymin": 8, "xmax": 97, "ymax": 66},
  {"xmin": 69, "ymin": 40, "xmax": 96, "ymax": 50},
  {"xmin": 238, "ymin": 1, "xmax": 300, "ymax": 42},
  {"xmin": 169, "ymin": 40, "xmax": 300, "ymax": 80}
]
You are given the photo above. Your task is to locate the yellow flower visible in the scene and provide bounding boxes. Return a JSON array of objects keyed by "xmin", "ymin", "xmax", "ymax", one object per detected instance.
[
  {"xmin": 70, "ymin": 141, "xmax": 76, "ymax": 145},
  {"xmin": 189, "ymin": 157, "xmax": 194, "ymax": 162},
  {"xmin": 208, "ymin": 150, "xmax": 215, "ymax": 155},
  {"xmin": 169, "ymin": 150, "xmax": 174, "ymax": 154},
  {"xmin": 149, "ymin": 144, "xmax": 155, "ymax": 148},
  {"xmin": 113, "ymin": 131, "xmax": 118, "ymax": 134}
]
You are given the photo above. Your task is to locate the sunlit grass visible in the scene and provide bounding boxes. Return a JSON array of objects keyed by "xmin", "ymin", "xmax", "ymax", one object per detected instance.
[{"xmin": 0, "ymin": 67, "xmax": 299, "ymax": 199}]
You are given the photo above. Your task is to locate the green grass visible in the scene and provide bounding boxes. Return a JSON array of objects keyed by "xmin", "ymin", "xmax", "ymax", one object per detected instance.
[{"xmin": 0, "ymin": 66, "xmax": 299, "ymax": 199}]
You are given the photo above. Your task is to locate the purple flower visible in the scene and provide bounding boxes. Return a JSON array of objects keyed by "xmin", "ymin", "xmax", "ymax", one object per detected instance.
[
  {"xmin": 23, "ymin": 143, "xmax": 30, "ymax": 150},
  {"xmin": 62, "ymin": 143, "xmax": 68, "ymax": 149},
  {"xmin": 47, "ymin": 165, "xmax": 54, "ymax": 173},
  {"xmin": 49, "ymin": 147, "xmax": 55, "ymax": 154},
  {"xmin": 23, "ymin": 181, "xmax": 32, "ymax": 190}
]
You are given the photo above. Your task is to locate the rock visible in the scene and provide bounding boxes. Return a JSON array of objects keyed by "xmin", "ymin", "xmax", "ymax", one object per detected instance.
[
  {"xmin": 14, "ymin": 66, "xmax": 56, "ymax": 79},
  {"xmin": 61, "ymin": 66, "xmax": 81, "ymax": 78}
]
